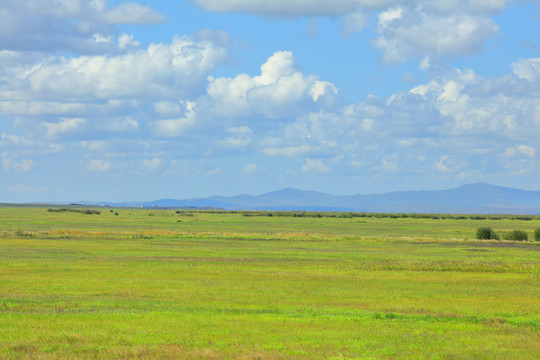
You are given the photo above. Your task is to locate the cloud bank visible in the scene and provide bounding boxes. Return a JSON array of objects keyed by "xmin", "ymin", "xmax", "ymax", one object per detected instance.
[{"xmin": 1, "ymin": 0, "xmax": 538, "ymax": 201}]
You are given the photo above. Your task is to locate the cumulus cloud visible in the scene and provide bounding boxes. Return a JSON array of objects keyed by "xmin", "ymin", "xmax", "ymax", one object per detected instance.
[
  {"xmin": 87, "ymin": 159, "xmax": 111, "ymax": 172},
  {"xmin": 153, "ymin": 101, "xmax": 198, "ymax": 137},
  {"xmin": 98, "ymin": 117, "xmax": 139, "ymax": 132},
  {"xmin": 206, "ymin": 51, "xmax": 338, "ymax": 118},
  {"xmin": 195, "ymin": 0, "xmax": 511, "ymax": 17},
  {"xmin": 503, "ymin": 145, "xmax": 537, "ymax": 158},
  {"xmin": 380, "ymin": 156, "xmax": 398, "ymax": 172},
  {"xmin": 343, "ymin": 10, "xmax": 369, "ymax": 36},
  {"xmin": 5, "ymin": 183, "xmax": 51, "ymax": 194},
  {"xmin": 512, "ymin": 58, "xmax": 540, "ymax": 81},
  {"xmin": 258, "ymin": 60, "xmax": 540, "ymax": 179},
  {"xmin": 374, "ymin": 7, "xmax": 499, "ymax": 64},
  {"xmin": 3, "ymin": 159, "xmax": 33, "ymax": 172},
  {"xmin": 0, "ymin": 30, "xmax": 230, "ymax": 148},
  {"xmin": 0, "ymin": 133, "xmax": 36, "ymax": 148},
  {"xmin": 435, "ymin": 155, "xmax": 450, "ymax": 172},
  {"xmin": 1, "ymin": 0, "xmax": 537, "ymax": 193},
  {"xmin": 103, "ymin": 2, "xmax": 167, "ymax": 24},
  {"xmin": 206, "ymin": 167, "xmax": 222, "ymax": 176},
  {"xmin": 243, "ymin": 164, "xmax": 260, "ymax": 176},
  {"xmin": 6, "ymin": 32, "xmax": 229, "ymax": 102},
  {"xmin": 220, "ymin": 127, "xmax": 253, "ymax": 148},
  {"xmin": 142, "ymin": 158, "xmax": 164, "ymax": 171},
  {"xmin": 118, "ymin": 34, "xmax": 141, "ymax": 49},
  {"xmin": 81, "ymin": 141, "xmax": 107, "ymax": 152},
  {"xmin": 301, "ymin": 159, "xmax": 331, "ymax": 173},
  {"xmin": 194, "ymin": 0, "xmax": 397, "ymax": 16},
  {"xmin": 194, "ymin": 0, "xmax": 510, "ymax": 64},
  {"xmin": 262, "ymin": 145, "xmax": 315, "ymax": 157},
  {"xmin": 42, "ymin": 118, "xmax": 86, "ymax": 139},
  {"xmin": 0, "ymin": 0, "xmax": 165, "ymax": 54}
]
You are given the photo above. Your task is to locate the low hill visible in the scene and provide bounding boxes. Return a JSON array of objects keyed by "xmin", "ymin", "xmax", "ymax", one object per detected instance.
[{"xmin": 104, "ymin": 183, "xmax": 540, "ymax": 214}]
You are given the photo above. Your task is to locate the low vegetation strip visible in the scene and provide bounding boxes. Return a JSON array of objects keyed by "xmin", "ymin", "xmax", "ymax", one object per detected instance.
[
  {"xmin": 47, "ymin": 208, "xmax": 101, "ymax": 215},
  {"xmin": 0, "ymin": 206, "xmax": 539, "ymax": 359}
]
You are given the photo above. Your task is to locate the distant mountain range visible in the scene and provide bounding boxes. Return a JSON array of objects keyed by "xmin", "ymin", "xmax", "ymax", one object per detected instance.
[{"xmin": 92, "ymin": 183, "xmax": 540, "ymax": 215}]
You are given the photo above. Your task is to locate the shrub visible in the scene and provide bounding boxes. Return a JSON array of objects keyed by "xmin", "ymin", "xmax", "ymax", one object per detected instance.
[
  {"xmin": 502, "ymin": 230, "xmax": 528, "ymax": 241},
  {"xmin": 512, "ymin": 216, "xmax": 533, "ymax": 221},
  {"xmin": 476, "ymin": 227, "xmax": 499, "ymax": 240},
  {"xmin": 534, "ymin": 228, "xmax": 540, "ymax": 242},
  {"xmin": 47, "ymin": 208, "xmax": 100, "ymax": 215}
]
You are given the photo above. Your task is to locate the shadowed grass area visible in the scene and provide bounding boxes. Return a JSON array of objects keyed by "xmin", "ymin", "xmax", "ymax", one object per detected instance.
[{"xmin": 0, "ymin": 207, "xmax": 539, "ymax": 359}]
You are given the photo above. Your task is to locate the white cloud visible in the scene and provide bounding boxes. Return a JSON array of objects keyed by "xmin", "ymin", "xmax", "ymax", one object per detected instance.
[
  {"xmin": 378, "ymin": 7, "xmax": 403, "ymax": 27},
  {"xmin": 87, "ymin": 159, "xmax": 110, "ymax": 172},
  {"xmin": 0, "ymin": 0, "xmax": 537, "ymax": 193},
  {"xmin": 503, "ymin": 145, "xmax": 537, "ymax": 158},
  {"xmin": 99, "ymin": 117, "xmax": 139, "ymax": 132},
  {"xmin": 142, "ymin": 158, "xmax": 164, "ymax": 171},
  {"xmin": 535, "ymin": 102, "xmax": 540, "ymax": 124},
  {"xmin": 154, "ymin": 101, "xmax": 182, "ymax": 117},
  {"xmin": 221, "ymin": 127, "xmax": 253, "ymax": 148},
  {"xmin": 3, "ymin": 159, "xmax": 33, "ymax": 172},
  {"xmin": 374, "ymin": 10, "xmax": 498, "ymax": 64},
  {"xmin": 194, "ymin": 0, "xmax": 398, "ymax": 17},
  {"xmin": 118, "ymin": 34, "xmax": 140, "ymax": 49},
  {"xmin": 206, "ymin": 167, "xmax": 222, "ymax": 175},
  {"xmin": 438, "ymin": 81, "xmax": 463, "ymax": 102},
  {"xmin": 227, "ymin": 126, "xmax": 253, "ymax": 135},
  {"xmin": 419, "ymin": 56, "xmax": 431, "ymax": 70},
  {"xmin": 427, "ymin": 0, "xmax": 510, "ymax": 14},
  {"xmin": 381, "ymin": 156, "xmax": 398, "ymax": 172},
  {"xmin": 518, "ymin": 145, "xmax": 536, "ymax": 158},
  {"xmin": 0, "ymin": 133, "xmax": 35, "ymax": 148},
  {"xmin": 11, "ymin": 32, "xmax": 229, "ymax": 101},
  {"xmin": 256, "ymin": 59, "xmax": 540, "ymax": 180},
  {"xmin": 0, "ymin": 31, "xmax": 230, "ymax": 146},
  {"xmin": 343, "ymin": 10, "xmax": 369, "ymax": 36},
  {"xmin": 5, "ymin": 183, "xmax": 51, "ymax": 194},
  {"xmin": 262, "ymin": 145, "xmax": 315, "ymax": 157},
  {"xmin": 195, "ymin": 0, "xmax": 510, "ymax": 65},
  {"xmin": 435, "ymin": 155, "xmax": 449, "ymax": 172},
  {"xmin": 243, "ymin": 164, "xmax": 260, "ymax": 176},
  {"xmin": 0, "ymin": 101, "xmax": 86, "ymax": 117},
  {"xmin": 43, "ymin": 118, "xmax": 86, "ymax": 139},
  {"xmin": 512, "ymin": 58, "xmax": 540, "ymax": 82},
  {"xmin": 0, "ymin": 0, "xmax": 165, "ymax": 54},
  {"xmin": 301, "ymin": 159, "xmax": 330, "ymax": 173},
  {"xmin": 81, "ymin": 141, "xmax": 107, "ymax": 152},
  {"xmin": 103, "ymin": 2, "xmax": 166, "ymax": 24},
  {"xmin": 153, "ymin": 101, "xmax": 197, "ymax": 137},
  {"xmin": 206, "ymin": 51, "xmax": 338, "ymax": 118}
]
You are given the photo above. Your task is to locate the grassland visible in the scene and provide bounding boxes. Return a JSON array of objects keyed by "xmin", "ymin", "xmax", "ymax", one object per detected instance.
[{"xmin": 0, "ymin": 207, "xmax": 539, "ymax": 359}]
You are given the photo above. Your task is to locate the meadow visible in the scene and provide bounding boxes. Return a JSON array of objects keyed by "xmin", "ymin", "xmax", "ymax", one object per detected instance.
[{"xmin": 0, "ymin": 206, "xmax": 538, "ymax": 359}]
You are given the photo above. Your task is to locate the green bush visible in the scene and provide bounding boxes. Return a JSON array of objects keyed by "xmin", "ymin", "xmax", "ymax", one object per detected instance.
[
  {"xmin": 47, "ymin": 208, "xmax": 100, "ymax": 215},
  {"xmin": 534, "ymin": 228, "xmax": 540, "ymax": 242},
  {"xmin": 476, "ymin": 227, "xmax": 499, "ymax": 240},
  {"xmin": 502, "ymin": 230, "xmax": 528, "ymax": 241}
]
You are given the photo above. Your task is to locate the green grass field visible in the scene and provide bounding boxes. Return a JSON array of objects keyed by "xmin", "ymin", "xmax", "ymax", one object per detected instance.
[{"xmin": 0, "ymin": 207, "xmax": 539, "ymax": 359}]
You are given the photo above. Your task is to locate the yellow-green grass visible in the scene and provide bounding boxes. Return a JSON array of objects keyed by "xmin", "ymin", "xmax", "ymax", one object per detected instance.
[{"xmin": 0, "ymin": 207, "xmax": 539, "ymax": 359}]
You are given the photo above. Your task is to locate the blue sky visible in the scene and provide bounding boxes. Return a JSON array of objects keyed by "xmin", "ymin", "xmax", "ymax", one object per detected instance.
[{"xmin": 1, "ymin": 0, "xmax": 540, "ymax": 202}]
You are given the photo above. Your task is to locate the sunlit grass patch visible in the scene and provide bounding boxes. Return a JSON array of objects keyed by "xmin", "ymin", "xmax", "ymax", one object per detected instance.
[{"xmin": 0, "ymin": 206, "xmax": 539, "ymax": 359}]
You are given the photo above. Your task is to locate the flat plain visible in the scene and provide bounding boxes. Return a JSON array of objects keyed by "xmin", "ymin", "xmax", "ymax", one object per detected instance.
[{"xmin": 0, "ymin": 207, "xmax": 539, "ymax": 359}]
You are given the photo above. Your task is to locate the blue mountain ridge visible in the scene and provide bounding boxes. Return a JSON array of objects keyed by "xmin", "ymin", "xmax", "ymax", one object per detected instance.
[{"xmin": 100, "ymin": 183, "xmax": 540, "ymax": 215}]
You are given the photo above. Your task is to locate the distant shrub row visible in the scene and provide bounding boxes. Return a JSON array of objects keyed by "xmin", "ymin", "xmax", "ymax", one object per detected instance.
[
  {"xmin": 476, "ymin": 227, "xmax": 540, "ymax": 241},
  {"xmin": 237, "ymin": 211, "xmax": 539, "ymax": 221},
  {"xmin": 47, "ymin": 208, "xmax": 101, "ymax": 215}
]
